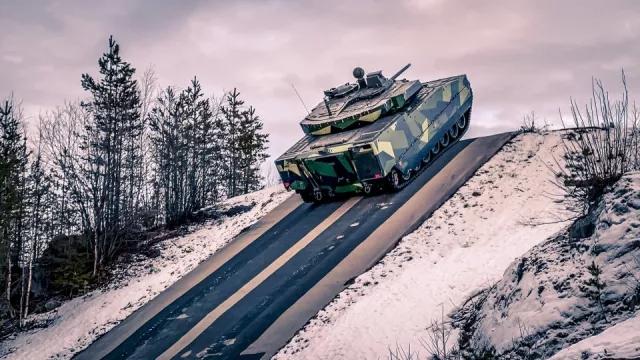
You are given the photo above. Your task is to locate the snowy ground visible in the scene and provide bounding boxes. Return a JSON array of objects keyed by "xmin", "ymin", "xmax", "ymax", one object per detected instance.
[
  {"xmin": 272, "ymin": 132, "xmax": 577, "ymax": 360},
  {"xmin": 6, "ymin": 131, "xmax": 624, "ymax": 360},
  {"xmin": 0, "ymin": 186, "xmax": 292, "ymax": 360},
  {"xmin": 550, "ymin": 311, "xmax": 640, "ymax": 359},
  {"xmin": 452, "ymin": 170, "xmax": 640, "ymax": 359}
]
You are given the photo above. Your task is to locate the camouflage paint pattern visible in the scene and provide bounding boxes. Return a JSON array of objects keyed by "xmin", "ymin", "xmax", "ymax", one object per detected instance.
[
  {"xmin": 300, "ymin": 80, "xmax": 422, "ymax": 135},
  {"xmin": 275, "ymin": 74, "xmax": 473, "ymax": 196},
  {"xmin": 372, "ymin": 75, "xmax": 472, "ymax": 175},
  {"xmin": 275, "ymin": 159, "xmax": 308, "ymax": 191}
]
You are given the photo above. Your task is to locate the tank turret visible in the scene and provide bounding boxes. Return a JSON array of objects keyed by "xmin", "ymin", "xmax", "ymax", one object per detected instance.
[{"xmin": 299, "ymin": 63, "xmax": 422, "ymax": 135}]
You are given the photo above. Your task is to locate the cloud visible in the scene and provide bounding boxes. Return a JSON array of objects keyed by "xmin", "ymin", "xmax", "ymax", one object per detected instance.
[{"xmin": 1, "ymin": 0, "xmax": 639, "ymax": 162}]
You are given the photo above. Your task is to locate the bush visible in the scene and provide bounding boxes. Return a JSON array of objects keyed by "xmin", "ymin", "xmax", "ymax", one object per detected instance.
[
  {"xmin": 38, "ymin": 234, "xmax": 95, "ymax": 298},
  {"xmin": 552, "ymin": 70, "xmax": 640, "ymax": 215},
  {"xmin": 520, "ymin": 111, "xmax": 550, "ymax": 134}
]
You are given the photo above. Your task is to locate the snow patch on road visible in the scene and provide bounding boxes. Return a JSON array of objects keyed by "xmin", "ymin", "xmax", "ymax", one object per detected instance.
[
  {"xmin": 1, "ymin": 186, "xmax": 292, "ymax": 360},
  {"xmin": 272, "ymin": 132, "xmax": 576, "ymax": 360}
]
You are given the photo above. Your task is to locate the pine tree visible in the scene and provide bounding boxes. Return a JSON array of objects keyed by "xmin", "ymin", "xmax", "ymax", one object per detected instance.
[
  {"xmin": 148, "ymin": 86, "xmax": 188, "ymax": 227},
  {"xmin": 0, "ymin": 95, "xmax": 30, "ymax": 318},
  {"xmin": 208, "ymin": 93, "xmax": 227, "ymax": 204},
  {"xmin": 220, "ymin": 88, "xmax": 245, "ymax": 198},
  {"xmin": 579, "ymin": 261, "xmax": 608, "ymax": 323},
  {"xmin": 147, "ymin": 83, "xmax": 235, "ymax": 226},
  {"xmin": 21, "ymin": 122, "xmax": 53, "ymax": 322},
  {"xmin": 180, "ymin": 77, "xmax": 209, "ymax": 212},
  {"xmin": 79, "ymin": 35, "xmax": 142, "ymax": 273},
  {"xmin": 218, "ymin": 90, "xmax": 270, "ymax": 197},
  {"xmin": 121, "ymin": 80, "xmax": 145, "ymax": 232},
  {"xmin": 190, "ymin": 81, "xmax": 217, "ymax": 209},
  {"xmin": 238, "ymin": 106, "xmax": 269, "ymax": 193}
]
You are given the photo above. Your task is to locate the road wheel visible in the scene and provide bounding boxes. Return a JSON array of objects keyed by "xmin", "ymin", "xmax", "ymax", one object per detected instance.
[
  {"xmin": 402, "ymin": 169, "xmax": 411, "ymax": 181},
  {"xmin": 422, "ymin": 150, "xmax": 431, "ymax": 164},
  {"xmin": 440, "ymin": 132, "xmax": 450, "ymax": 148},
  {"xmin": 313, "ymin": 190, "xmax": 324, "ymax": 202},
  {"xmin": 363, "ymin": 183, "xmax": 372, "ymax": 195},
  {"xmin": 457, "ymin": 114, "xmax": 467, "ymax": 130},
  {"xmin": 431, "ymin": 142, "xmax": 441, "ymax": 155},
  {"xmin": 449, "ymin": 125, "xmax": 459, "ymax": 139}
]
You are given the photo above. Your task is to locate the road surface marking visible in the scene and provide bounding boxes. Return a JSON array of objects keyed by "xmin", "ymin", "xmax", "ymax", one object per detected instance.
[
  {"xmin": 239, "ymin": 133, "xmax": 517, "ymax": 359},
  {"xmin": 157, "ymin": 196, "xmax": 362, "ymax": 360},
  {"xmin": 74, "ymin": 195, "xmax": 305, "ymax": 360}
]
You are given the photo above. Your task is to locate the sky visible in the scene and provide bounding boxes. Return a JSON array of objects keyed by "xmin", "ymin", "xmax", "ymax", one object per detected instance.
[{"xmin": 1, "ymin": 0, "xmax": 639, "ymax": 169}]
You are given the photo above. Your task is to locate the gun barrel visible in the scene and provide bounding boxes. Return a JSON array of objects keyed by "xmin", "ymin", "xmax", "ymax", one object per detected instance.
[{"xmin": 390, "ymin": 63, "xmax": 411, "ymax": 80}]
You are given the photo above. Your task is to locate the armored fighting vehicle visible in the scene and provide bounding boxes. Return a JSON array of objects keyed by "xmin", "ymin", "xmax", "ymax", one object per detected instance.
[{"xmin": 275, "ymin": 63, "xmax": 473, "ymax": 203}]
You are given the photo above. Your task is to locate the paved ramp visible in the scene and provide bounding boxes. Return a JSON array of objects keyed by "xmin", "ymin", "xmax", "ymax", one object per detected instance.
[{"xmin": 74, "ymin": 132, "xmax": 516, "ymax": 360}]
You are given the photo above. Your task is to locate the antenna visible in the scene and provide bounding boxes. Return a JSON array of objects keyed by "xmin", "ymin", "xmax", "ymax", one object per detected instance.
[
  {"xmin": 390, "ymin": 63, "xmax": 411, "ymax": 81},
  {"xmin": 291, "ymin": 84, "xmax": 310, "ymax": 115}
]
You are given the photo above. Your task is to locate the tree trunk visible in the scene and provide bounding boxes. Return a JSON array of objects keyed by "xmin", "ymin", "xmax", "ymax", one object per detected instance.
[
  {"xmin": 24, "ymin": 255, "xmax": 33, "ymax": 322},
  {"xmin": 19, "ymin": 266, "xmax": 25, "ymax": 326},
  {"xmin": 6, "ymin": 245, "xmax": 12, "ymax": 318},
  {"xmin": 93, "ymin": 233, "xmax": 98, "ymax": 276}
]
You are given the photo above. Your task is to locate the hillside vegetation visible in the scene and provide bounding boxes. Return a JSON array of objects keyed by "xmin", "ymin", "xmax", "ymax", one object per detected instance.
[
  {"xmin": 0, "ymin": 35, "xmax": 272, "ymax": 338},
  {"xmin": 395, "ymin": 71, "xmax": 640, "ymax": 359}
]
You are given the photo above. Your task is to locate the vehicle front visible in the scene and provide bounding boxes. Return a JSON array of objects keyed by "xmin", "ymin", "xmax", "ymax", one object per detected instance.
[{"xmin": 275, "ymin": 140, "xmax": 384, "ymax": 202}]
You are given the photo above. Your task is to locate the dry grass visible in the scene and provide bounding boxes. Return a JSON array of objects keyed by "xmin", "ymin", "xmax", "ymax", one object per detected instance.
[{"xmin": 548, "ymin": 70, "xmax": 639, "ymax": 216}]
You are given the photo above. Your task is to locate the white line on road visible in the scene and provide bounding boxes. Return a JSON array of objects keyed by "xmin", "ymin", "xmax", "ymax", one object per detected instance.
[
  {"xmin": 157, "ymin": 196, "xmax": 362, "ymax": 360},
  {"xmin": 76, "ymin": 196, "xmax": 304, "ymax": 360}
]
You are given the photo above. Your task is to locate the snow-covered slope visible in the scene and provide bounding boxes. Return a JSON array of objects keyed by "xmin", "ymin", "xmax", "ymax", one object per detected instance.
[
  {"xmin": 451, "ymin": 171, "xmax": 640, "ymax": 359},
  {"xmin": 0, "ymin": 187, "xmax": 292, "ymax": 360},
  {"xmin": 8, "ymin": 131, "xmax": 629, "ymax": 360},
  {"xmin": 273, "ymin": 132, "xmax": 577, "ymax": 360},
  {"xmin": 550, "ymin": 311, "xmax": 640, "ymax": 359}
]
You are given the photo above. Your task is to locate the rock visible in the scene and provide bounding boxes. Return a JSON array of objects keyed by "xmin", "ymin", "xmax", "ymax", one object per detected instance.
[
  {"xmin": 569, "ymin": 213, "xmax": 597, "ymax": 239},
  {"xmin": 223, "ymin": 203, "xmax": 256, "ymax": 217},
  {"xmin": 146, "ymin": 248, "xmax": 161, "ymax": 258},
  {"xmin": 45, "ymin": 299, "xmax": 61, "ymax": 311},
  {"xmin": 613, "ymin": 202, "xmax": 630, "ymax": 215}
]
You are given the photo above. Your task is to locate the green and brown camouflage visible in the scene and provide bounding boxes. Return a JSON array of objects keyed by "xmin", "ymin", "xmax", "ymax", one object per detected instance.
[
  {"xmin": 275, "ymin": 63, "xmax": 473, "ymax": 202},
  {"xmin": 299, "ymin": 64, "xmax": 421, "ymax": 136}
]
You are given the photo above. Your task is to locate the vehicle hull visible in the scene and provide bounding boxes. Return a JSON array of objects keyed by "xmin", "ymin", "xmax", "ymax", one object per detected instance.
[{"xmin": 275, "ymin": 74, "xmax": 473, "ymax": 202}]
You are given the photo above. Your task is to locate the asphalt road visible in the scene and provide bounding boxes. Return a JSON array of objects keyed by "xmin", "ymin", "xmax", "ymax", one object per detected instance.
[{"xmin": 74, "ymin": 131, "xmax": 516, "ymax": 360}]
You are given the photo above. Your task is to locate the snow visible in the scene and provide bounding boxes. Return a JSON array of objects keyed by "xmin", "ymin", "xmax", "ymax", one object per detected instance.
[
  {"xmin": 550, "ymin": 311, "xmax": 640, "ymax": 359},
  {"xmin": 273, "ymin": 132, "xmax": 577, "ymax": 360},
  {"xmin": 455, "ymin": 170, "xmax": 640, "ymax": 358},
  {"xmin": 7, "ymin": 131, "xmax": 632, "ymax": 360},
  {"xmin": 0, "ymin": 186, "xmax": 292, "ymax": 360}
]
